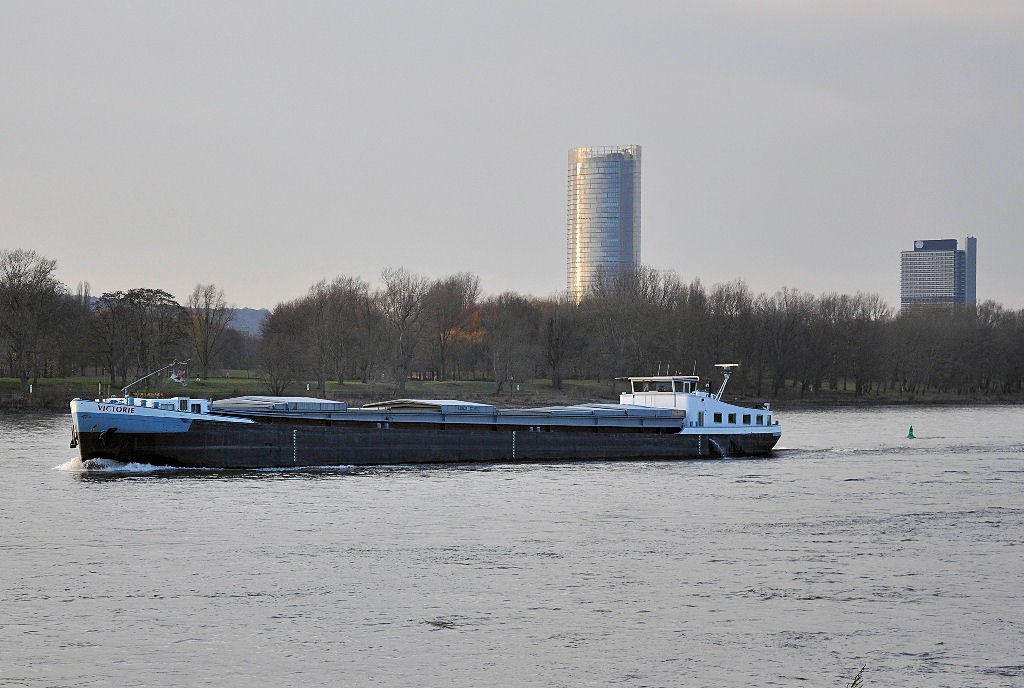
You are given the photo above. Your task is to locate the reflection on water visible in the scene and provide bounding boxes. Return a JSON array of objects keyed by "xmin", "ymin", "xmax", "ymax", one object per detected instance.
[{"xmin": 1, "ymin": 407, "xmax": 1023, "ymax": 687}]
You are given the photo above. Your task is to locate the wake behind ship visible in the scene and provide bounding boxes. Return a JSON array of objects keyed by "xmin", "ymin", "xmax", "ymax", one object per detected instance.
[{"xmin": 70, "ymin": 366, "xmax": 781, "ymax": 469}]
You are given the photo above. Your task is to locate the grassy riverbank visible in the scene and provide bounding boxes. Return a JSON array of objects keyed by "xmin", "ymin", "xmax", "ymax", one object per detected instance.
[
  {"xmin": 2, "ymin": 374, "xmax": 1021, "ymax": 412},
  {"xmin": 0, "ymin": 375, "xmax": 614, "ymax": 412}
]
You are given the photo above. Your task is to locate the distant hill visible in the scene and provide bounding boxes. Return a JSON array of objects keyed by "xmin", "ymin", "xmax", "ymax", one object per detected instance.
[{"xmin": 227, "ymin": 308, "xmax": 269, "ymax": 334}]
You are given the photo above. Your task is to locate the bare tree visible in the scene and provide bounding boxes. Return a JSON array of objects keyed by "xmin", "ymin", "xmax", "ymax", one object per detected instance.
[
  {"xmin": 539, "ymin": 295, "xmax": 579, "ymax": 390},
  {"xmin": 846, "ymin": 292, "xmax": 891, "ymax": 395},
  {"xmin": 755, "ymin": 287, "xmax": 813, "ymax": 396},
  {"xmin": 581, "ymin": 265, "xmax": 682, "ymax": 383},
  {"xmin": 259, "ymin": 300, "xmax": 309, "ymax": 395},
  {"xmin": 1002, "ymin": 308, "xmax": 1024, "ymax": 394},
  {"xmin": 186, "ymin": 283, "xmax": 231, "ymax": 379},
  {"xmin": 325, "ymin": 277, "xmax": 368, "ymax": 384},
  {"xmin": 425, "ymin": 272, "xmax": 480, "ymax": 380},
  {"xmin": 90, "ymin": 288, "xmax": 186, "ymax": 388},
  {"xmin": 91, "ymin": 291, "xmax": 133, "ymax": 387},
  {"xmin": 376, "ymin": 267, "xmax": 430, "ymax": 391},
  {"xmin": 125, "ymin": 288, "xmax": 187, "ymax": 382},
  {"xmin": 355, "ymin": 285, "xmax": 385, "ymax": 386},
  {"xmin": 0, "ymin": 249, "xmax": 67, "ymax": 389},
  {"xmin": 480, "ymin": 292, "xmax": 539, "ymax": 395},
  {"xmin": 64, "ymin": 282, "xmax": 94, "ymax": 377},
  {"xmin": 301, "ymin": 276, "xmax": 368, "ymax": 395}
]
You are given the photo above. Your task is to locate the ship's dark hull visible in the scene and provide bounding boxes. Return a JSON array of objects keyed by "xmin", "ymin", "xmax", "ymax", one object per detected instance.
[{"xmin": 76, "ymin": 419, "xmax": 780, "ymax": 468}]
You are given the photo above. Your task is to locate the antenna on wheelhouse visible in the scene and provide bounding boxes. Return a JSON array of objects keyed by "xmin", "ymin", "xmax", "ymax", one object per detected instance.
[{"xmin": 713, "ymin": 363, "xmax": 740, "ymax": 400}]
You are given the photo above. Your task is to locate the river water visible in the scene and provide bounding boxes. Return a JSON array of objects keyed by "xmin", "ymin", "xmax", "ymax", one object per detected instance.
[{"xmin": 1, "ymin": 406, "xmax": 1022, "ymax": 687}]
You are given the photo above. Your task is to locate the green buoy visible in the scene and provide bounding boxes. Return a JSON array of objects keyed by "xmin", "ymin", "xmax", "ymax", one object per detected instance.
[{"xmin": 907, "ymin": 425, "xmax": 915, "ymax": 439}]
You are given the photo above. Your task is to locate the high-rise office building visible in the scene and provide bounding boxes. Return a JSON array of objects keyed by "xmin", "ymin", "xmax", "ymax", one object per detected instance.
[
  {"xmin": 964, "ymin": 235, "xmax": 977, "ymax": 305},
  {"xmin": 567, "ymin": 145, "xmax": 641, "ymax": 302},
  {"xmin": 900, "ymin": 237, "xmax": 977, "ymax": 312}
]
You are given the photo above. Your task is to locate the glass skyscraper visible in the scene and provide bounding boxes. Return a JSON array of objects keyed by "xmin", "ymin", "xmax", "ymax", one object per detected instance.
[
  {"xmin": 567, "ymin": 145, "xmax": 641, "ymax": 302},
  {"xmin": 900, "ymin": 237, "xmax": 977, "ymax": 312}
]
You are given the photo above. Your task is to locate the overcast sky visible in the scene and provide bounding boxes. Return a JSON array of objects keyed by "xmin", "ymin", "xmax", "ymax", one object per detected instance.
[{"xmin": 3, "ymin": 1, "xmax": 1022, "ymax": 309}]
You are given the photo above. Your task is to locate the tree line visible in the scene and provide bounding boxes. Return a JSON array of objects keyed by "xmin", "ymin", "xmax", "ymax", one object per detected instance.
[
  {"xmin": 3, "ymin": 247, "xmax": 1023, "ymax": 399},
  {"xmin": 259, "ymin": 265, "xmax": 1024, "ymax": 399},
  {"xmin": 0, "ymin": 249, "xmax": 243, "ymax": 391}
]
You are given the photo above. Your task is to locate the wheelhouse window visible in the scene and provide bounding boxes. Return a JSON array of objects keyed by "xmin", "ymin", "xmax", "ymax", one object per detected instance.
[
  {"xmin": 742, "ymin": 414, "xmax": 751, "ymax": 424},
  {"xmin": 631, "ymin": 380, "xmax": 675, "ymax": 393},
  {"xmin": 728, "ymin": 413, "xmax": 736, "ymax": 424},
  {"xmin": 713, "ymin": 412, "xmax": 722, "ymax": 423},
  {"xmin": 630, "ymin": 378, "xmax": 701, "ymax": 393},
  {"xmin": 756, "ymin": 414, "xmax": 763, "ymax": 424}
]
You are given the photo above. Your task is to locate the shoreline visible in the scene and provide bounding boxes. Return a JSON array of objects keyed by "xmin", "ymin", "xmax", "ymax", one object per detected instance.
[
  {"xmin": 5, "ymin": 389, "xmax": 1023, "ymax": 414},
  {"xmin": 767, "ymin": 396, "xmax": 1024, "ymax": 411}
]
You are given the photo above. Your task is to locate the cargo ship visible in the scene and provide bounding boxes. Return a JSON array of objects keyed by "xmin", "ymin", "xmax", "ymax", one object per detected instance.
[{"xmin": 70, "ymin": 364, "xmax": 781, "ymax": 469}]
